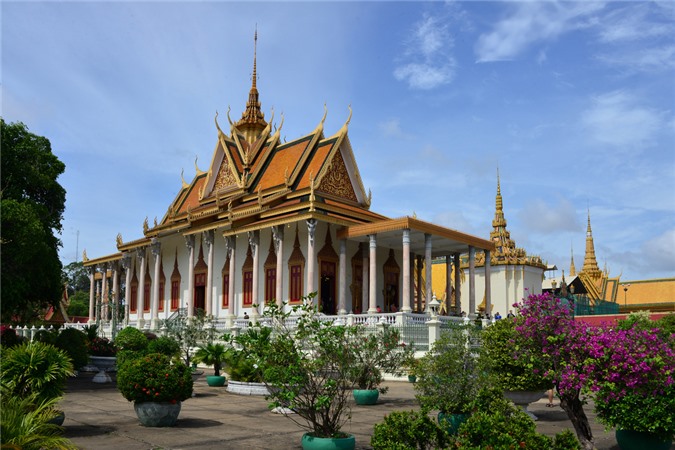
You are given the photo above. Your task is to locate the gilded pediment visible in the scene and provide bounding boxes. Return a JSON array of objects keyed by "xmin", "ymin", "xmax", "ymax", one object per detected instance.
[{"xmin": 317, "ymin": 149, "xmax": 357, "ymax": 202}]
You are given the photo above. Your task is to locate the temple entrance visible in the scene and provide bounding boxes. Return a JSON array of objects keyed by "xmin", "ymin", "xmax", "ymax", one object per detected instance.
[
  {"xmin": 383, "ymin": 249, "xmax": 400, "ymax": 312},
  {"xmin": 320, "ymin": 261, "xmax": 336, "ymax": 315},
  {"xmin": 194, "ymin": 273, "xmax": 206, "ymax": 313}
]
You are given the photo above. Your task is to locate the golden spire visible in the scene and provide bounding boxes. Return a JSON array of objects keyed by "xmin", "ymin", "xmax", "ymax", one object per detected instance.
[
  {"xmin": 569, "ymin": 243, "xmax": 576, "ymax": 277},
  {"xmin": 489, "ymin": 170, "xmax": 528, "ymax": 263},
  {"xmin": 581, "ymin": 209, "xmax": 602, "ymax": 279},
  {"xmin": 235, "ymin": 27, "xmax": 268, "ymax": 143}
]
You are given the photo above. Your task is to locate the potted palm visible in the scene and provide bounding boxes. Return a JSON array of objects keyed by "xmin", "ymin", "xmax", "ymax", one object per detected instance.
[
  {"xmin": 348, "ymin": 325, "xmax": 412, "ymax": 405},
  {"xmin": 116, "ymin": 353, "xmax": 193, "ymax": 427},
  {"xmin": 237, "ymin": 296, "xmax": 358, "ymax": 450},
  {"xmin": 0, "ymin": 340, "xmax": 75, "ymax": 428},
  {"xmin": 194, "ymin": 343, "xmax": 228, "ymax": 387},
  {"xmin": 223, "ymin": 330, "xmax": 269, "ymax": 396},
  {"xmin": 414, "ymin": 324, "xmax": 484, "ymax": 435}
]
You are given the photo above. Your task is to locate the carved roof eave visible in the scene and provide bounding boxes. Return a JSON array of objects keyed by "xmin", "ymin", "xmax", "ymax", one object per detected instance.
[
  {"xmin": 82, "ymin": 252, "xmax": 124, "ymax": 267},
  {"xmin": 182, "ymin": 219, "xmax": 232, "ymax": 237},
  {"xmin": 222, "ymin": 211, "xmax": 357, "ymax": 238},
  {"xmin": 117, "ymin": 236, "xmax": 152, "ymax": 252}
]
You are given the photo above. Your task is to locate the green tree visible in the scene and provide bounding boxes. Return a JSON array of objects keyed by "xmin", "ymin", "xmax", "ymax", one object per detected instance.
[
  {"xmin": 65, "ymin": 291, "xmax": 89, "ymax": 317},
  {"xmin": 62, "ymin": 261, "xmax": 89, "ymax": 295},
  {"xmin": 1, "ymin": 119, "xmax": 66, "ymax": 323}
]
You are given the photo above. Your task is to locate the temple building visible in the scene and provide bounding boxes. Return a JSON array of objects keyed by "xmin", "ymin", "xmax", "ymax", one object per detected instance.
[
  {"xmin": 431, "ymin": 174, "xmax": 546, "ymax": 316},
  {"xmin": 545, "ymin": 211, "xmax": 674, "ymax": 314},
  {"xmin": 82, "ymin": 36, "xmax": 496, "ymax": 329}
]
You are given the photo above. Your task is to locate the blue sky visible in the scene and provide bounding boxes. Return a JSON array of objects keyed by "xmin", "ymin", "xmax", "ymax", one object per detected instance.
[{"xmin": 3, "ymin": 1, "xmax": 674, "ymax": 282}]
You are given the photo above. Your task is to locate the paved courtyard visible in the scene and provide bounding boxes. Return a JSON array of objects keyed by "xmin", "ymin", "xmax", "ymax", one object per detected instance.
[{"xmin": 61, "ymin": 371, "xmax": 627, "ymax": 450}]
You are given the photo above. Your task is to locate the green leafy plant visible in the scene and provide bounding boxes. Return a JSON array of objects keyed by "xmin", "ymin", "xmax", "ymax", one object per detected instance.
[
  {"xmin": 480, "ymin": 317, "xmax": 551, "ymax": 391},
  {"xmin": 147, "ymin": 336, "xmax": 180, "ymax": 358},
  {"xmin": 117, "ymin": 353, "xmax": 193, "ymax": 403},
  {"xmin": 414, "ymin": 324, "xmax": 484, "ymax": 414},
  {"xmin": 194, "ymin": 342, "xmax": 227, "ymax": 376},
  {"xmin": 114, "ymin": 326, "xmax": 149, "ymax": 366},
  {"xmin": 87, "ymin": 336, "xmax": 117, "ymax": 356},
  {"xmin": 224, "ymin": 329, "xmax": 268, "ymax": 382},
  {"xmin": 163, "ymin": 310, "xmax": 216, "ymax": 367},
  {"xmin": 371, "ymin": 410, "xmax": 448, "ymax": 450},
  {"xmin": 236, "ymin": 295, "xmax": 356, "ymax": 439},
  {"xmin": 54, "ymin": 327, "xmax": 89, "ymax": 370},
  {"xmin": 1, "ymin": 325, "xmax": 25, "ymax": 348},
  {"xmin": 347, "ymin": 325, "xmax": 413, "ymax": 393},
  {"xmin": 0, "ymin": 389, "xmax": 77, "ymax": 450},
  {"xmin": 0, "ymin": 341, "xmax": 74, "ymax": 404},
  {"xmin": 450, "ymin": 387, "xmax": 580, "ymax": 450}
]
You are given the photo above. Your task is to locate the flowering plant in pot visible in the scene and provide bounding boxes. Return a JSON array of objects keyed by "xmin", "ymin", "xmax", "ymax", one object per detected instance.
[
  {"xmin": 414, "ymin": 323, "xmax": 484, "ymax": 434},
  {"xmin": 586, "ymin": 324, "xmax": 675, "ymax": 448},
  {"xmin": 117, "ymin": 353, "xmax": 193, "ymax": 426},
  {"xmin": 347, "ymin": 324, "xmax": 413, "ymax": 405},
  {"xmin": 87, "ymin": 337, "xmax": 117, "ymax": 357},
  {"xmin": 236, "ymin": 295, "xmax": 358, "ymax": 449}
]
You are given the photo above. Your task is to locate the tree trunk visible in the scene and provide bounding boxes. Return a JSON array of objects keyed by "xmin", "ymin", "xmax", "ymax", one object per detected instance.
[{"xmin": 560, "ymin": 393, "xmax": 595, "ymax": 450}]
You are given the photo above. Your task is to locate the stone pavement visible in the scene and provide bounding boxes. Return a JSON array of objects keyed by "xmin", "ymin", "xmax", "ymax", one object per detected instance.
[{"xmin": 61, "ymin": 372, "xmax": 625, "ymax": 450}]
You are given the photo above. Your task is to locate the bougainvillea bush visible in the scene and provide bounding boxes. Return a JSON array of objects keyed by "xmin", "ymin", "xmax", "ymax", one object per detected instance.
[
  {"xmin": 586, "ymin": 325, "xmax": 675, "ymax": 441},
  {"xmin": 87, "ymin": 337, "xmax": 117, "ymax": 357},
  {"xmin": 117, "ymin": 353, "xmax": 192, "ymax": 403}
]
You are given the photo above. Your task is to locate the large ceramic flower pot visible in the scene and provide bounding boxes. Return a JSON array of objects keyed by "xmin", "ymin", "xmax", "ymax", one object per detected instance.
[
  {"xmin": 301, "ymin": 433, "xmax": 356, "ymax": 450},
  {"xmin": 89, "ymin": 356, "xmax": 116, "ymax": 383},
  {"xmin": 616, "ymin": 429, "xmax": 673, "ymax": 450},
  {"xmin": 206, "ymin": 375, "xmax": 226, "ymax": 387},
  {"xmin": 134, "ymin": 401, "xmax": 181, "ymax": 427},
  {"xmin": 438, "ymin": 412, "xmax": 469, "ymax": 435},
  {"xmin": 504, "ymin": 390, "xmax": 544, "ymax": 421},
  {"xmin": 408, "ymin": 375, "xmax": 417, "ymax": 383},
  {"xmin": 353, "ymin": 389, "xmax": 379, "ymax": 405}
]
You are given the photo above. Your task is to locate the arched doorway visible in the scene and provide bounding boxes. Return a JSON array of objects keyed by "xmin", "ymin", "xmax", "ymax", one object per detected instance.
[
  {"xmin": 318, "ymin": 226, "xmax": 338, "ymax": 315},
  {"xmin": 193, "ymin": 242, "xmax": 207, "ymax": 314}
]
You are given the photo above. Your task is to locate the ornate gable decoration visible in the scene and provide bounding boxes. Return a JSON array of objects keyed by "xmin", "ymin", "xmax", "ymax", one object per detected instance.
[
  {"xmin": 317, "ymin": 148, "xmax": 358, "ymax": 202},
  {"xmin": 214, "ymin": 153, "xmax": 238, "ymax": 191}
]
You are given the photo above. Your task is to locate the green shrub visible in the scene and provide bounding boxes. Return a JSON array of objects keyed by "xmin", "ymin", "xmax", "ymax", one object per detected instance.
[
  {"xmin": 117, "ymin": 353, "xmax": 193, "ymax": 403},
  {"xmin": 33, "ymin": 329, "xmax": 58, "ymax": 345},
  {"xmin": 553, "ymin": 429, "xmax": 582, "ymax": 450},
  {"xmin": 87, "ymin": 336, "xmax": 117, "ymax": 356},
  {"xmin": 0, "ymin": 326, "xmax": 24, "ymax": 348},
  {"xmin": 0, "ymin": 341, "xmax": 74, "ymax": 403},
  {"xmin": 114, "ymin": 327, "xmax": 148, "ymax": 352},
  {"xmin": 224, "ymin": 347, "xmax": 263, "ymax": 382},
  {"xmin": 147, "ymin": 336, "xmax": 180, "ymax": 358},
  {"xmin": 55, "ymin": 328, "xmax": 89, "ymax": 370},
  {"xmin": 371, "ymin": 410, "xmax": 448, "ymax": 450}
]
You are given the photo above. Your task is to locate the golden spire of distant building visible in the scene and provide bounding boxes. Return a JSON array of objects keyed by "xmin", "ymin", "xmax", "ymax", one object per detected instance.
[
  {"xmin": 569, "ymin": 243, "xmax": 576, "ymax": 277},
  {"xmin": 581, "ymin": 209, "xmax": 602, "ymax": 279},
  {"xmin": 235, "ymin": 27, "xmax": 268, "ymax": 143}
]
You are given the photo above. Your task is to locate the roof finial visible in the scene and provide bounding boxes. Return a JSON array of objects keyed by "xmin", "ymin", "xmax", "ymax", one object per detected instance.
[{"xmin": 252, "ymin": 25, "xmax": 258, "ymax": 90}]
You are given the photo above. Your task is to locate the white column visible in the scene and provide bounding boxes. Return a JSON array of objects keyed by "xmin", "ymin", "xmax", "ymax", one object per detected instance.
[
  {"xmin": 101, "ymin": 263, "xmax": 108, "ymax": 321},
  {"xmin": 306, "ymin": 220, "xmax": 317, "ymax": 297},
  {"xmin": 416, "ymin": 255, "xmax": 423, "ymax": 312},
  {"xmin": 151, "ymin": 239, "xmax": 161, "ymax": 330},
  {"xmin": 273, "ymin": 226, "xmax": 284, "ymax": 307},
  {"xmin": 469, "ymin": 246, "xmax": 476, "ymax": 318},
  {"xmin": 454, "ymin": 253, "xmax": 461, "ymax": 316},
  {"xmin": 368, "ymin": 234, "xmax": 377, "ymax": 313},
  {"xmin": 204, "ymin": 231, "xmax": 214, "ymax": 317},
  {"xmin": 248, "ymin": 231, "xmax": 260, "ymax": 315},
  {"xmin": 338, "ymin": 239, "xmax": 347, "ymax": 315},
  {"xmin": 122, "ymin": 254, "xmax": 132, "ymax": 325},
  {"xmin": 401, "ymin": 229, "xmax": 411, "ymax": 313},
  {"xmin": 224, "ymin": 236, "xmax": 236, "ymax": 318},
  {"xmin": 485, "ymin": 250, "xmax": 492, "ymax": 318},
  {"xmin": 95, "ymin": 279, "xmax": 101, "ymax": 323},
  {"xmin": 88, "ymin": 266, "xmax": 96, "ymax": 324},
  {"xmin": 185, "ymin": 236, "xmax": 195, "ymax": 318},
  {"xmin": 424, "ymin": 233, "xmax": 432, "ymax": 312},
  {"xmin": 137, "ymin": 247, "xmax": 147, "ymax": 328},
  {"xmin": 112, "ymin": 261, "xmax": 120, "ymax": 327}
]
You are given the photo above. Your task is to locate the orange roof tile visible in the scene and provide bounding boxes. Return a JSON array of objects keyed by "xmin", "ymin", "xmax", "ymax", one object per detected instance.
[
  {"xmin": 296, "ymin": 140, "xmax": 335, "ymax": 190},
  {"xmin": 256, "ymin": 141, "xmax": 309, "ymax": 191}
]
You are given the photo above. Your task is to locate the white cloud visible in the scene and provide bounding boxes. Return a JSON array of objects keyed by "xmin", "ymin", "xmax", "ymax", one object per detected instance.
[
  {"xmin": 378, "ymin": 118, "xmax": 412, "ymax": 139},
  {"xmin": 581, "ymin": 90, "xmax": 668, "ymax": 149},
  {"xmin": 597, "ymin": 3, "xmax": 673, "ymax": 43},
  {"xmin": 597, "ymin": 45, "xmax": 675, "ymax": 73},
  {"xmin": 641, "ymin": 228, "xmax": 675, "ymax": 276},
  {"xmin": 518, "ymin": 198, "xmax": 581, "ymax": 234},
  {"xmin": 475, "ymin": 1, "xmax": 605, "ymax": 62},
  {"xmin": 394, "ymin": 14, "xmax": 457, "ymax": 90}
]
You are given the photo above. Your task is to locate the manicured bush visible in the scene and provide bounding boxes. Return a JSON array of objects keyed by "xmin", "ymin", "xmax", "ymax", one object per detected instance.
[
  {"xmin": 55, "ymin": 328, "xmax": 89, "ymax": 370},
  {"xmin": 117, "ymin": 353, "xmax": 193, "ymax": 403},
  {"xmin": 114, "ymin": 327, "xmax": 148, "ymax": 352},
  {"xmin": 371, "ymin": 410, "xmax": 448, "ymax": 450},
  {"xmin": 147, "ymin": 336, "xmax": 180, "ymax": 358}
]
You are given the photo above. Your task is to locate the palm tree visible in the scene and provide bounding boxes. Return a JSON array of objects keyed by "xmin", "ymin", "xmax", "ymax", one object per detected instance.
[
  {"xmin": 0, "ymin": 390, "xmax": 77, "ymax": 450},
  {"xmin": 194, "ymin": 343, "xmax": 227, "ymax": 376},
  {"xmin": 0, "ymin": 341, "xmax": 74, "ymax": 403}
]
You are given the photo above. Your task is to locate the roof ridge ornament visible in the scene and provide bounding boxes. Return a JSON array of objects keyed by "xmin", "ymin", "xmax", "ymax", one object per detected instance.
[
  {"xmin": 181, "ymin": 168, "xmax": 189, "ymax": 188},
  {"xmin": 194, "ymin": 156, "xmax": 205, "ymax": 176}
]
